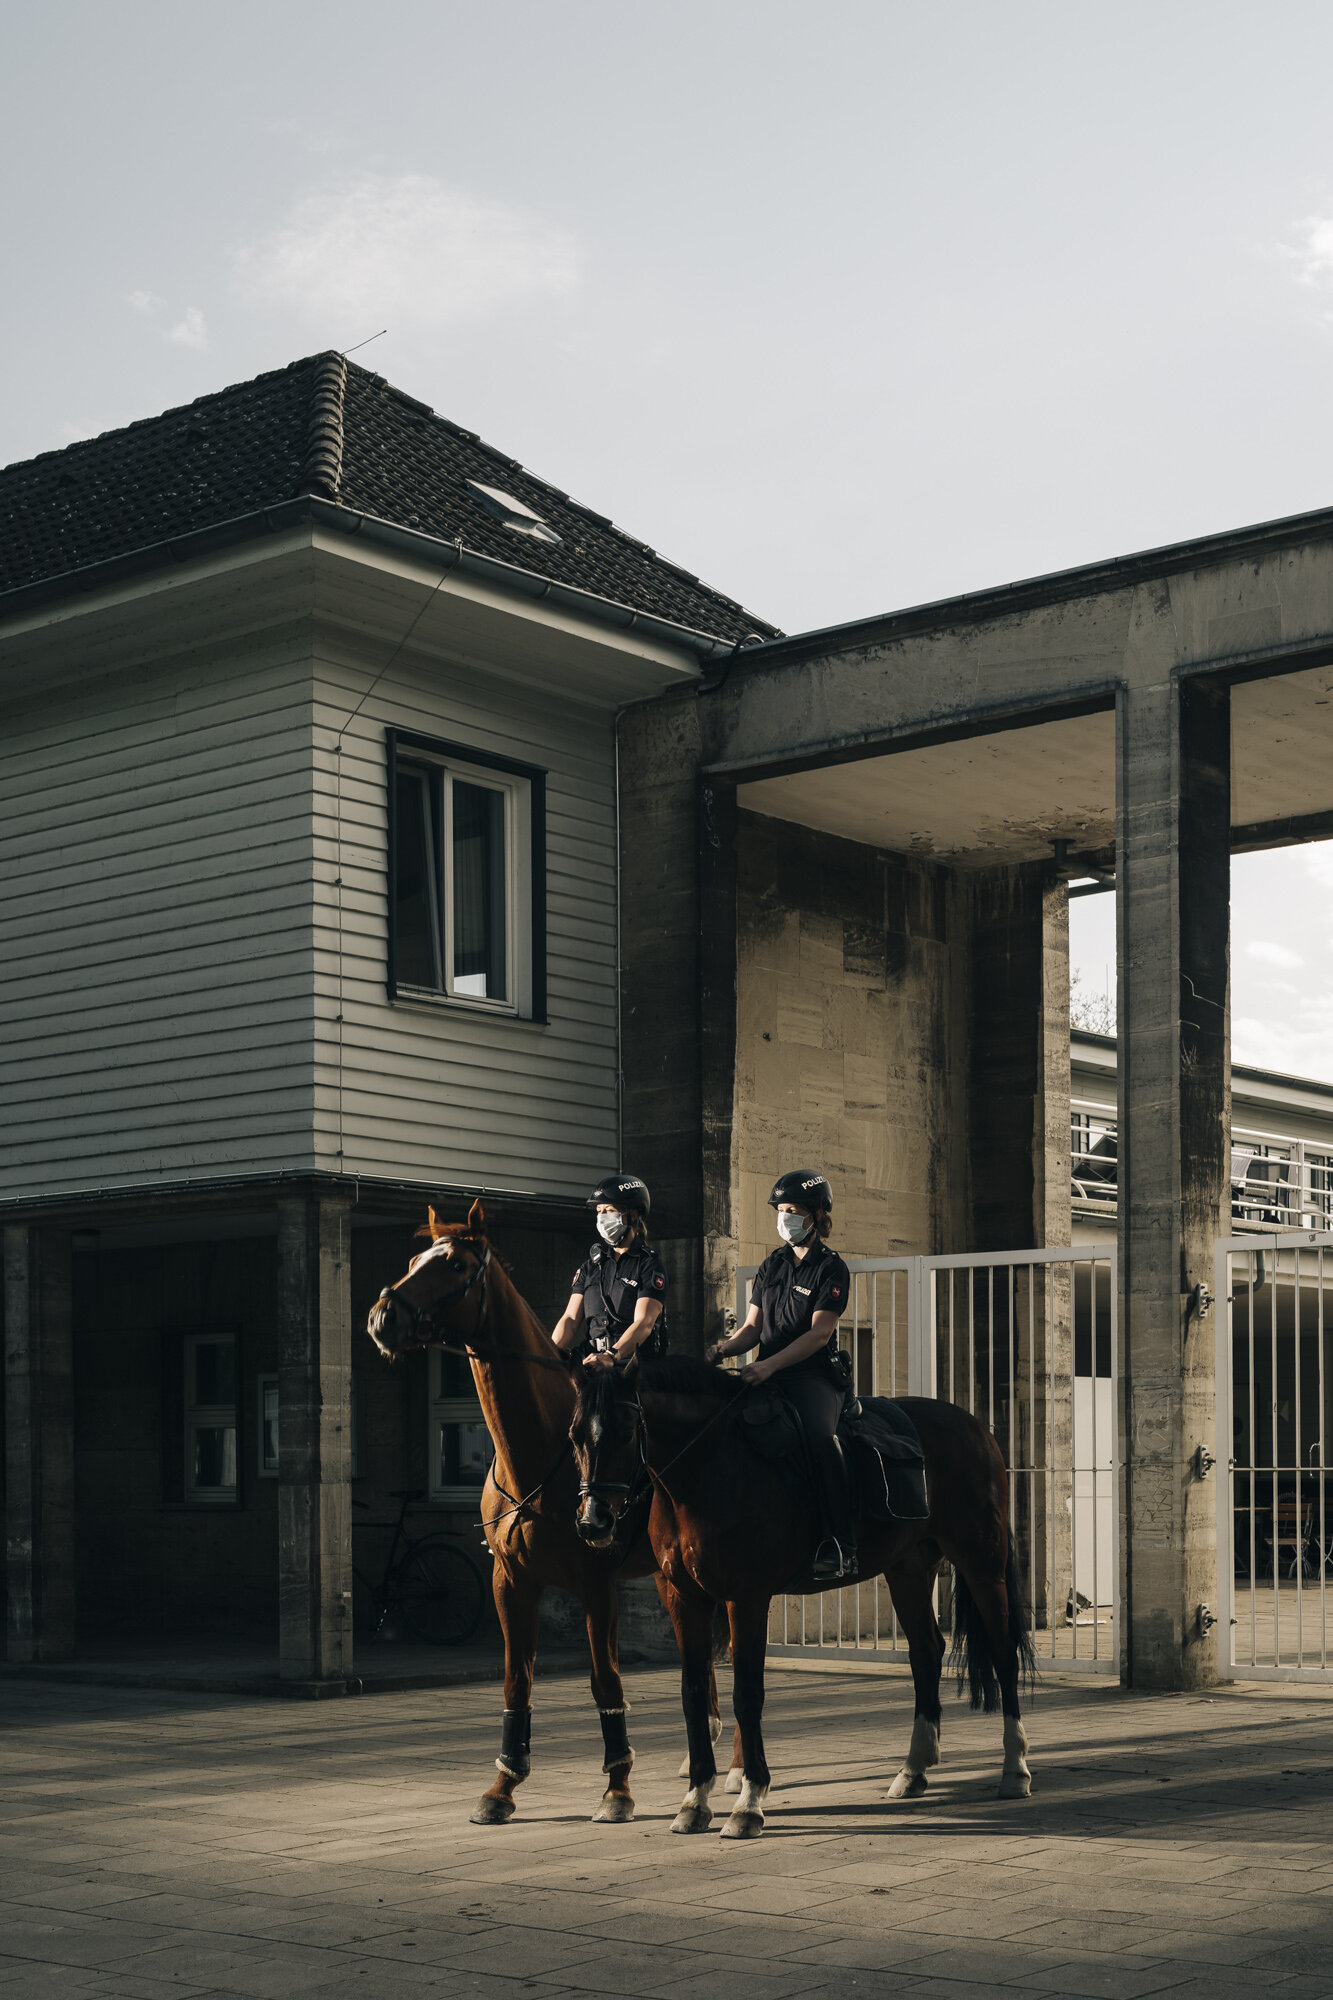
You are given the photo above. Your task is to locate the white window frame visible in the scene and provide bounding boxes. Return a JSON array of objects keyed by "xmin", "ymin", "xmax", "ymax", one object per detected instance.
[
  {"xmin": 184, "ymin": 1331, "xmax": 239, "ymax": 1505},
  {"xmin": 428, "ymin": 1349, "xmax": 492, "ymax": 1505},
  {"xmin": 395, "ymin": 752, "xmax": 533, "ymax": 1018}
]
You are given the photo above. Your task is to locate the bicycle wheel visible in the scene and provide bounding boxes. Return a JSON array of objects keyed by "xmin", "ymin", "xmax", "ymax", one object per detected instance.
[
  {"xmin": 352, "ymin": 1566, "xmax": 384, "ymax": 1640},
  {"xmin": 396, "ymin": 1536, "xmax": 486, "ymax": 1645}
]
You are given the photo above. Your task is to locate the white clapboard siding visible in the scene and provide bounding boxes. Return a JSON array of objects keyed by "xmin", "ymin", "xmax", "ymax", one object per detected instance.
[
  {"xmin": 310, "ymin": 641, "xmax": 619, "ymax": 1199},
  {"xmin": 0, "ymin": 644, "xmax": 318, "ymax": 1198}
]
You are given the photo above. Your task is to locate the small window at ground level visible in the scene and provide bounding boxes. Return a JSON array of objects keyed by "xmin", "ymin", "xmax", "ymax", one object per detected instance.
[{"xmin": 389, "ymin": 734, "xmax": 544, "ymax": 1019}]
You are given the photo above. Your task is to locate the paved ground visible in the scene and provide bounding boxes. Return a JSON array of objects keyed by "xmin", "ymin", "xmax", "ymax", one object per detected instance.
[{"xmin": 6, "ymin": 1662, "xmax": 1333, "ymax": 2000}]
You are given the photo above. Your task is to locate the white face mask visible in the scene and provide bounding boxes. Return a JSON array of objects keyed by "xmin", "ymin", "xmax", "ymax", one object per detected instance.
[
  {"xmin": 597, "ymin": 1212, "xmax": 630, "ymax": 1247},
  {"xmin": 777, "ymin": 1211, "xmax": 811, "ymax": 1246}
]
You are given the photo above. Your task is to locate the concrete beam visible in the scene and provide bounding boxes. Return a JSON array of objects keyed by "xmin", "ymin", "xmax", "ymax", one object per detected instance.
[
  {"xmin": 277, "ymin": 1196, "xmax": 353, "ymax": 1683},
  {"xmin": 3, "ymin": 1225, "xmax": 75, "ymax": 1661},
  {"xmin": 1117, "ymin": 676, "xmax": 1230, "ymax": 1689}
]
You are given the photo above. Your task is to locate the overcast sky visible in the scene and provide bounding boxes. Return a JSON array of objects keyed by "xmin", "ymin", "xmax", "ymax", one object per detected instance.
[{"xmin": 4, "ymin": 1, "xmax": 1332, "ymax": 1080}]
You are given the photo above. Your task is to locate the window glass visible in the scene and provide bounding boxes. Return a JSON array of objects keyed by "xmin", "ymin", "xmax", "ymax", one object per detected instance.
[
  {"xmin": 260, "ymin": 1377, "xmax": 279, "ymax": 1475},
  {"xmin": 193, "ymin": 1338, "xmax": 236, "ymax": 1408},
  {"xmin": 394, "ymin": 769, "xmax": 442, "ymax": 987},
  {"xmin": 193, "ymin": 1425, "xmax": 238, "ymax": 1491},
  {"xmin": 436, "ymin": 1417, "xmax": 492, "ymax": 1492},
  {"xmin": 451, "ymin": 780, "xmax": 507, "ymax": 1001}
]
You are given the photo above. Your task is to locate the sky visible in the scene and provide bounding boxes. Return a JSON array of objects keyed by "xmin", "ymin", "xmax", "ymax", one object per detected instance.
[{"xmin": 4, "ymin": 0, "xmax": 1333, "ymax": 1078}]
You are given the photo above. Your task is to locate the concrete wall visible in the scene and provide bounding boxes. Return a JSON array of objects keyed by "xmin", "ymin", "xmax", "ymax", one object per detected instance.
[
  {"xmin": 55, "ymin": 1209, "xmax": 584, "ymax": 1647},
  {"xmin": 732, "ymin": 809, "xmax": 967, "ymax": 1268}
]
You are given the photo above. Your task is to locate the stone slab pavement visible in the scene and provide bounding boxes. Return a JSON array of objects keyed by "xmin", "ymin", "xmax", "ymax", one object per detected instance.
[{"xmin": 5, "ymin": 1661, "xmax": 1333, "ymax": 1999}]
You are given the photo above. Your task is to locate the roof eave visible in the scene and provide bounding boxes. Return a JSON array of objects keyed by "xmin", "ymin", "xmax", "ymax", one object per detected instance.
[{"xmin": 0, "ymin": 495, "xmax": 743, "ymax": 663}]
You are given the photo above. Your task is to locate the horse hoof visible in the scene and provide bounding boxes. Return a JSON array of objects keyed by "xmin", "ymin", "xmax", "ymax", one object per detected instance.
[
  {"xmin": 997, "ymin": 1771, "xmax": 1032, "ymax": 1799},
  {"xmin": 721, "ymin": 1810, "xmax": 764, "ymax": 1839},
  {"xmin": 470, "ymin": 1795, "xmax": 516, "ymax": 1826},
  {"xmin": 886, "ymin": 1769, "xmax": 928, "ymax": 1801},
  {"xmin": 671, "ymin": 1807, "xmax": 713, "ymax": 1834},
  {"xmin": 593, "ymin": 1794, "xmax": 635, "ymax": 1824},
  {"xmin": 723, "ymin": 1767, "xmax": 744, "ymax": 1794}
]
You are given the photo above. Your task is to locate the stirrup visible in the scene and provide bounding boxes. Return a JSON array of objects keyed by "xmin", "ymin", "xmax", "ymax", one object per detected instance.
[{"xmin": 812, "ymin": 1538, "xmax": 847, "ymax": 1580}]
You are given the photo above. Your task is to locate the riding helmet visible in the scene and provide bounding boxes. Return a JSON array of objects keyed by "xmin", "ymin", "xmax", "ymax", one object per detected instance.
[
  {"xmin": 768, "ymin": 1168, "xmax": 833, "ymax": 1214},
  {"xmin": 588, "ymin": 1173, "xmax": 650, "ymax": 1218}
]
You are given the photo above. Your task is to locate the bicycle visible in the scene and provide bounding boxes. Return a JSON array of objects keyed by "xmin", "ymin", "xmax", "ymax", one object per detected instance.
[{"xmin": 352, "ymin": 1489, "xmax": 487, "ymax": 1645}]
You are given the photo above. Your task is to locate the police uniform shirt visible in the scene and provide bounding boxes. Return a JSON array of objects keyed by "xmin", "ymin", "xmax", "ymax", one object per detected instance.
[
  {"xmin": 751, "ymin": 1239, "xmax": 850, "ymax": 1360},
  {"xmin": 571, "ymin": 1239, "xmax": 668, "ymax": 1348}
]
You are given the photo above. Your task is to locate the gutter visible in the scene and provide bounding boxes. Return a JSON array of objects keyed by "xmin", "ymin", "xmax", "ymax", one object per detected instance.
[{"xmin": 0, "ymin": 495, "xmax": 744, "ymax": 665}]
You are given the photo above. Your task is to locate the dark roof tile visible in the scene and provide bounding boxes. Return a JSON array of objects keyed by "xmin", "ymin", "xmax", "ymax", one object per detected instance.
[{"xmin": 0, "ymin": 353, "xmax": 778, "ymax": 644}]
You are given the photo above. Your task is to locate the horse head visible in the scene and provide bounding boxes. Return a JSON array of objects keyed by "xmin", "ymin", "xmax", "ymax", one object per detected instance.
[
  {"xmin": 367, "ymin": 1199, "xmax": 492, "ymax": 1358},
  {"xmin": 569, "ymin": 1359, "xmax": 645, "ymax": 1547}
]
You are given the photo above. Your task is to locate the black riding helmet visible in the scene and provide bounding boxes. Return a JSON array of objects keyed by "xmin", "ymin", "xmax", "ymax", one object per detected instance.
[
  {"xmin": 768, "ymin": 1168, "xmax": 833, "ymax": 1214},
  {"xmin": 588, "ymin": 1173, "xmax": 650, "ymax": 1219}
]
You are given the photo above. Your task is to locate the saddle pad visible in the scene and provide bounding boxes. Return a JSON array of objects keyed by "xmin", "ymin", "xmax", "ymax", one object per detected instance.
[{"xmin": 841, "ymin": 1396, "xmax": 930, "ymax": 1521}]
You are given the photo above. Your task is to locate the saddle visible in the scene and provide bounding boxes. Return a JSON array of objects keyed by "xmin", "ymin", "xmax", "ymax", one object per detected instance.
[{"xmin": 737, "ymin": 1387, "xmax": 930, "ymax": 1522}]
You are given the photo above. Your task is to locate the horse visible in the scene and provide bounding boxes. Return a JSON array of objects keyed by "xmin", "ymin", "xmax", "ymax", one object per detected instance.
[
  {"xmin": 569, "ymin": 1355, "xmax": 1037, "ymax": 1838},
  {"xmin": 366, "ymin": 1201, "xmax": 725, "ymax": 1825}
]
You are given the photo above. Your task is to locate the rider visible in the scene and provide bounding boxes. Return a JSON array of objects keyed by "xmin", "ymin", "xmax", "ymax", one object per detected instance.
[
  {"xmin": 551, "ymin": 1174, "xmax": 668, "ymax": 1373},
  {"xmin": 705, "ymin": 1168, "xmax": 856, "ymax": 1581}
]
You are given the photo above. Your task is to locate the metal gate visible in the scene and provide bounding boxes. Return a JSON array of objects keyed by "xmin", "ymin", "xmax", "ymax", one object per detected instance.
[
  {"xmin": 738, "ymin": 1246, "xmax": 1119, "ymax": 1674},
  {"xmin": 1215, "ymin": 1230, "xmax": 1333, "ymax": 1681}
]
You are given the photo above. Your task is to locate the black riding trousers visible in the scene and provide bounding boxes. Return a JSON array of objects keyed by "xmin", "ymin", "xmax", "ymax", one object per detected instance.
[{"xmin": 778, "ymin": 1364, "xmax": 855, "ymax": 1549}]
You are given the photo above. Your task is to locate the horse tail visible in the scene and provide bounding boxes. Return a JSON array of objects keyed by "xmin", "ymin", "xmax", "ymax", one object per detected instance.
[{"xmin": 949, "ymin": 1529, "xmax": 1038, "ymax": 1713}]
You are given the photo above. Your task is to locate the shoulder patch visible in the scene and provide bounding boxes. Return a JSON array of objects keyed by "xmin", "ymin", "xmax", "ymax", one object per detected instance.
[{"xmin": 653, "ymin": 1272, "xmax": 665, "ymax": 1289}]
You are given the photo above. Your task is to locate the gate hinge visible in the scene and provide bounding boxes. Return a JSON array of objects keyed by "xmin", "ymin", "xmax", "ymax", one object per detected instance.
[
  {"xmin": 1196, "ymin": 1603, "xmax": 1217, "ymax": 1637},
  {"xmin": 1192, "ymin": 1444, "xmax": 1217, "ymax": 1480}
]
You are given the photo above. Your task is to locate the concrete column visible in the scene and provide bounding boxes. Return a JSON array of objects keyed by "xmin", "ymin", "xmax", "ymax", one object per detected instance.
[
  {"xmin": 277, "ymin": 1195, "xmax": 353, "ymax": 1683},
  {"xmin": 4, "ymin": 1226, "xmax": 75, "ymax": 1662},
  {"xmin": 1117, "ymin": 675, "xmax": 1230, "ymax": 1690}
]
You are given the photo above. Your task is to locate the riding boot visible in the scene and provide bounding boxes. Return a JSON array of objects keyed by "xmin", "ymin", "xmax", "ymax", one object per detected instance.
[{"xmin": 810, "ymin": 1434, "xmax": 858, "ymax": 1580}]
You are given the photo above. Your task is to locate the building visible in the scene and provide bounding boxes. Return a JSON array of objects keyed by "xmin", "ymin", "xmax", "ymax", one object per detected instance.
[{"xmin": 0, "ymin": 353, "xmax": 775, "ymax": 1682}]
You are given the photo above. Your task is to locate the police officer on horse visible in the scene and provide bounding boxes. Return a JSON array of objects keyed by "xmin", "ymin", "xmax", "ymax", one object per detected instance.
[
  {"xmin": 706, "ymin": 1168, "xmax": 856, "ymax": 1580},
  {"xmin": 552, "ymin": 1174, "xmax": 668, "ymax": 1372}
]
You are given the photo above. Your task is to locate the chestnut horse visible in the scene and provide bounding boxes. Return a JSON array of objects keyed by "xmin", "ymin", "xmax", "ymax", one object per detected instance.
[
  {"xmin": 366, "ymin": 1202, "xmax": 722, "ymax": 1825},
  {"xmin": 570, "ymin": 1355, "xmax": 1037, "ymax": 1838}
]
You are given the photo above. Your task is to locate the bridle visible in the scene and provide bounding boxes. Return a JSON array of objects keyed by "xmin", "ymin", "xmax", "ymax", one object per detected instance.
[
  {"xmin": 575, "ymin": 1373, "xmax": 748, "ymax": 1529},
  {"xmin": 576, "ymin": 1379, "xmax": 651, "ymax": 1526},
  {"xmin": 383, "ymin": 1239, "xmax": 493, "ymax": 1347}
]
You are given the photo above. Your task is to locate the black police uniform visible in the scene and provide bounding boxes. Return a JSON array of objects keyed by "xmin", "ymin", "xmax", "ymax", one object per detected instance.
[
  {"xmin": 571, "ymin": 1238, "xmax": 669, "ymax": 1356},
  {"xmin": 750, "ymin": 1237, "xmax": 855, "ymax": 1562}
]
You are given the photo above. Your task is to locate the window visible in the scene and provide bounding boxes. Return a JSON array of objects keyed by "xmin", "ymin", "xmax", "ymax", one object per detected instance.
[
  {"xmin": 428, "ymin": 1347, "xmax": 492, "ymax": 1505},
  {"xmin": 184, "ymin": 1332, "xmax": 238, "ymax": 1503},
  {"xmin": 388, "ymin": 733, "xmax": 545, "ymax": 1019}
]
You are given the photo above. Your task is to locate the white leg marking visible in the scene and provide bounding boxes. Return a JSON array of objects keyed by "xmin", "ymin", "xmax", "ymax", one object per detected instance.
[
  {"xmin": 997, "ymin": 1715, "xmax": 1032, "ymax": 1799},
  {"xmin": 721, "ymin": 1774, "xmax": 769, "ymax": 1839},
  {"xmin": 671, "ymin": 1774, "xmax": 716, "ymax": 1835},
  {"xmin": 886, "ymin": 1715, "xmax": 940, "ymax": 1801}
]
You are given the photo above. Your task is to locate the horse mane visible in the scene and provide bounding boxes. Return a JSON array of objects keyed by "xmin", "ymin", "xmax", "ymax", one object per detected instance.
[{"xmin": 639, "ymin": 1355, "xmax": 741, "ymax": 1401}]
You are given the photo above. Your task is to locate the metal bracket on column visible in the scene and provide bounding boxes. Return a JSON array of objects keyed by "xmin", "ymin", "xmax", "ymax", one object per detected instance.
[
  {"xmin": 1196, "ymin": 1603, "xmax": 1217, "ymax": 1638},
  {"xmin": 1192, "ymin": 1444, "xmax": 1216, "ymax": 1480},
  {"xmin": 1185, "ymin": 1282, "xmax": 1213, "ymax": 1330}
]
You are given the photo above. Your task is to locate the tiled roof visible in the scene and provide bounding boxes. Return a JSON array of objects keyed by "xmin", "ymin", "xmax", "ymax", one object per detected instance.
[{"xmin": 0, "ymin": 353, "xmax": 778, "ymax": 644}]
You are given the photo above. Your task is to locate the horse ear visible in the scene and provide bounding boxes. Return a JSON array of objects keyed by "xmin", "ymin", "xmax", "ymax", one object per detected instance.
[
  {"xmin": 427, "ymin": 1205, "xmax": 449, "ymax": 1240},
  {"xmin": 467, "ymin": 1197, "xmax": 486, "ymax": 1235}
]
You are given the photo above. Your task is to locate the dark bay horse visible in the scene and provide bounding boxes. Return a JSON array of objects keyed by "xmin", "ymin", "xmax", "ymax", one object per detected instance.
[
  {"xmin": 570, "ymin": 1356, "xmax": 1037, "ymax": 1838},
  {"xmin": 366, "ymin": 1202, "xmax": 721, "ymax": 1824}
]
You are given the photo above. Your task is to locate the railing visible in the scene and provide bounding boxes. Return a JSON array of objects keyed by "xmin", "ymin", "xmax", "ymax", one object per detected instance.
[
  {"xmin": 1072, "ymin": 1101, "xmax": 1333, "ymax": 1228},
  {"xmin": 741, "ymin": 1247, "xmax": 1119, "ymax": 1677}
]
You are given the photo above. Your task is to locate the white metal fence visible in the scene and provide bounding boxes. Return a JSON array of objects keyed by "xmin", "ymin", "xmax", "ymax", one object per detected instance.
[
  {"xmin": 738, "ymin": 1247, "xmax": 1119, "ymax": 1675},
  {"xmin": 1074, "ymin": 1101, "xmax": 1333, "ymax": 1229},
  {"xmin": 1215, "ymin": 1231, "xmax": 1333, "ymax": 1681}
]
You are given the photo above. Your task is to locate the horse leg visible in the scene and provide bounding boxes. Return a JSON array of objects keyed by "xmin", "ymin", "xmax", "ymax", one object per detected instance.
[
  {"xmin": 662, "ymin": 1578, "xmax": 719, "ymax": 1833},
  {"xmin": 884, "ymin": 1562, "xmax": 945, "ymax": 1801},
  {"xmin": 471, "ymin": 1566, "xmax": 540, "ymax": 1825},
  {"xmin": 720, "ymin": 1597, "xmax": 771, "ymax": 1839},
  {"xmin": 658, "ymin": 1573, "xmax": 725, "ymax": 1779},
  {"xmin": 953, "ymin": 1539, "xmax": 1033, "ymax": 1800},
  {"xmin": 584, "ymin": 1584, "xmax": 636, "ymax": 1825}
]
